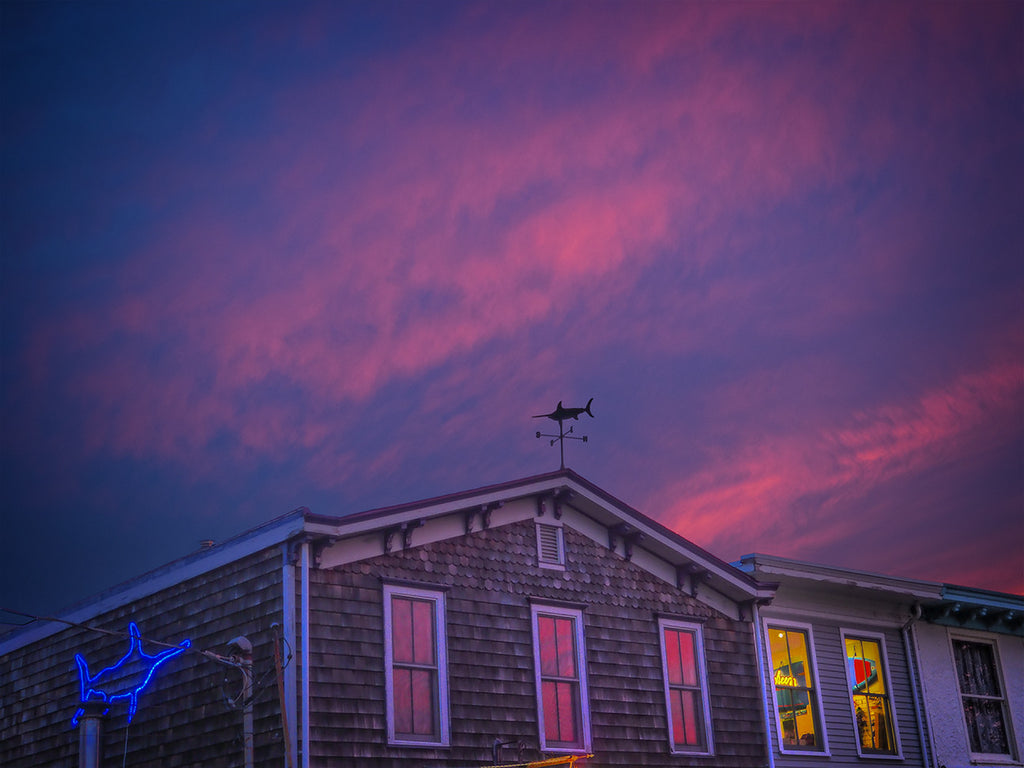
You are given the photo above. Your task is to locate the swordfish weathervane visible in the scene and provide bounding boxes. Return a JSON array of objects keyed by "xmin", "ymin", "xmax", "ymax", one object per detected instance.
[{"xmin": 534, "ymin": 398, "xmax": 593, "ymax": 469}]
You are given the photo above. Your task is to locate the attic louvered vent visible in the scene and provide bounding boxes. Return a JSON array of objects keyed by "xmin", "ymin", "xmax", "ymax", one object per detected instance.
[{"xmin": 536, "ymin": 522, "xmax": 565, "ymax": 568}]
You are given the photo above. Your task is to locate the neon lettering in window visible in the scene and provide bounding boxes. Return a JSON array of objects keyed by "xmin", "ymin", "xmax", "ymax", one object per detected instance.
[
  {"xmin": 72, "ymin": 622, "xmax": 190, "ymax": 726},
  {"xmin": 768, "ymin": 626, "xmax": 823, "ymax": 751}
]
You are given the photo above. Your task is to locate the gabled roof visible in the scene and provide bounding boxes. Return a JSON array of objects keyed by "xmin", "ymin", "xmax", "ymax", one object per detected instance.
[
  {"xmin": 0, "ymin": 507, "xmax": 310, "ymax": 652},
  {"xmin": 304, "ymin": 468, "xmax": 774, "ymax": 605},
  {"xmin": 2, "ymin": 470, "xmax": 771, "ymax": 653}
]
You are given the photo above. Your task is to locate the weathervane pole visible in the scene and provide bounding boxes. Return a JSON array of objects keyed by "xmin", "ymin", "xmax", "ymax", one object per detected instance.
[{"xmin": 534, "ymin": 398, "xmax": 593, "ymax": 470}]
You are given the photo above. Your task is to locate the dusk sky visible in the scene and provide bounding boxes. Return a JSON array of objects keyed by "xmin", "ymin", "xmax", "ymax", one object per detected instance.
[{"xmin": 2, "ymin": 0, "xmax": 1022, "ymax": 621}]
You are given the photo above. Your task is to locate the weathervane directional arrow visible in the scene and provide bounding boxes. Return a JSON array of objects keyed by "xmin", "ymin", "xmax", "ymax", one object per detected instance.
[{"xmin": 534, "ymin": 398, "xmax": 593, "ymax": 469}]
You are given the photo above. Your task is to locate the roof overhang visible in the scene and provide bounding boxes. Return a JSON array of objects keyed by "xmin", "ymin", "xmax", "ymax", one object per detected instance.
[
  {"xmin": 919, "ymin": 585, "xmax": 1024, "ymax": 637},
  {"xmin": 304, "ymin": 470, "xmax": 775, "ymax": 606},
  {"xmin": 735, "ymin": 553, "xmax": 944, "ymax": 602}
]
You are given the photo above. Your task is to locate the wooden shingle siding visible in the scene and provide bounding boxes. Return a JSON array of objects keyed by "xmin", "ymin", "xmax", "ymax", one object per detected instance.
[
  {"xmin": 306, "ymin": 519, "xmax": 767, "ymax": 767},
  {"xmin": 0, "ymin": 546, "xmax": 287, "ymax": 768}
]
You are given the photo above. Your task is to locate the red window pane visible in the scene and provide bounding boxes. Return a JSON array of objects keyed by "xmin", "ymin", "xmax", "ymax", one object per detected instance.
[
  {"xmin": 538, "ymin": 616, "xmax": 557, "ymax": 676},
  {"xmin": 393, "ymin": 668, "xmax": 437, "ymax": 737},
  {"xmin": 538, "ymin": 612, "xmax": 582, "ymax": 747},
  {"xmin": 542, "ymin": 680, "xmax": 560, "ymax": 741},
  {"xmin": 393, "ymin": 667, "xmax": 412, "ymax": 734},
  {"xmin": 665, "ymin": 630, "xmax": 682, "ymax": 684},
  {"xmin": 390, "ymin": 594, "xmax": 439, "ymax": 741},
  {"xmin": 556, "ymin": 681, "xmax": 577, "ymax": 743},
  {"xmin": 410, "ymin": 669, "xmax": 435, "ymax": 735},
  {"xmin": 554, "ymin": 617, "xmax": 576, "ymax": 678},
  {"xmin": 665, "ymin": 628, "xmax": 698, "ymax": 687},
  {"xmin": 393, "ymin": 597, "xmax": 435, "ymax": 666},
  {"xmin": 393, "ymin": 598, "xmax": 413, "ymax": 663},
  {"xmin": 411, "ymin": 599, "xmax": 435, "ymax": 665},
  {"xmin": 543, "ymin": 680, "xmax": 578, "ymax": 744},
  {"xmin": 671, "ymin": 689, "xmax": 701, "ymax": 747},
  {"xmin": 678, "ymin": 632, "xmax": 697, "ymax": 687},
  {"xmin": 539, "ymin": 615, "xmax": 577, "ymax": 678}
]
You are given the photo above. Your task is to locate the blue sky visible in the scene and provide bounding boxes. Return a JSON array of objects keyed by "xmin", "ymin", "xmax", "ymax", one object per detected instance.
[{"xmin": 2, "ymin": 0, "xmax": 1021, "ymax": 619}]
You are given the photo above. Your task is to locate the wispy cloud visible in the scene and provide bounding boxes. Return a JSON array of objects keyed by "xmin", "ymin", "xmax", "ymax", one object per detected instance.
[
  {"xmin": 654, "ymin": 357, "xmax": 1023, "ymax": 587},
  {"xmin": 3, "ymin": 1, "xmax": 1021, "ymax": 611}
]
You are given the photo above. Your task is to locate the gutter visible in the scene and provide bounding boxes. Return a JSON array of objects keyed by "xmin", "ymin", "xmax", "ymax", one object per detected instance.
[
  {"xmin": 752, "ymin": 602, "xmax": 776, "ymax": 768},
  {"xmin": 301, "ymin": 540, "xmax": 311, "ymax": 768},
  {"xmin": 281, "ymin": 544, "xmax": 298, "ymax": 768}
]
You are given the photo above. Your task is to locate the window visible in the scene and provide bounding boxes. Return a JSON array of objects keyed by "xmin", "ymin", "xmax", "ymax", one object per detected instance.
[
  {"xmin": 842, "ymin": 632, "xmax": 899, "ymax": 756},
  {"xmin": 383, "ymin": 585, "xmax": 449, "ymax": 745},
  {"xmin": 658, "ymin": 619, "xmax": 714, "ymax": 754},
  {"xmin": 766, "ymin": 623, "xmax": 826, "ymax": 752},
  {"xmin": 531, "ymin": 604, "xmax": 591, "ymax": 752},
  {"xmin": 536, "ymin": 522, "xmax": 565, "ymax": 568},
  {"xmin": 953, "ymin": 638, "xmax": 1014, "ymax": 757}
]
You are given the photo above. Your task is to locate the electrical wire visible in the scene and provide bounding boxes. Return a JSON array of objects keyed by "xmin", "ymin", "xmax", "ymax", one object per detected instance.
[
  {"xmin": 1, "ymin": 607, "xmax": 284, "ymax": 672},
  {"xmin": 121, "ymin": 718, "xmax": 130, "ymax": 768}
]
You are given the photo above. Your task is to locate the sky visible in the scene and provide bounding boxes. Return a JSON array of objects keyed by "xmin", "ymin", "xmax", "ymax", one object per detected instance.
[{"xmin": 1, "ymin": 0, "xmax": 1022, "ymax": 621}]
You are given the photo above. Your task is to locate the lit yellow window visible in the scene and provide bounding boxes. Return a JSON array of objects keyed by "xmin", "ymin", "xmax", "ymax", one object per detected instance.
[
  {"xmin": 768, "ymin": 626, "xmax": 823, "ymax": 751},
  {"xmin": 845, "ymin": 636, "xmax": 897, "ymax": 755}
]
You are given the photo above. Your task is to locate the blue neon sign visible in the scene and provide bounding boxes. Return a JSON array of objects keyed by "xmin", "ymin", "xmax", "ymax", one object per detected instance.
[{"xmin": 72, "ymin": 622, "xmax": 190, "ymax": 726}]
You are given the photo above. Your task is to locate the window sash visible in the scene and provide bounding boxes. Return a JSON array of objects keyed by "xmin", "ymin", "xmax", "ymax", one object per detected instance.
[
  {"xmin": 765, "ymin": 623, "xmax": 826, "ymax": 753},
  {"xmin": 659, "ymin": 620, "xmax": 713, "ymax": 754},
  {"xmin": 532, "ymin": 606, "xmax": 591, "ymax": 752},
  {"xmin": 842, "ymin": 633, "xmax": 899, "ymax": 756},
  {"xmin": 384, "ymin": 586, "xmax": 450, "ymax": 746},
  {"xmin": 953, "ymin": 639, "xmax": 1013, "ymax": 756}
]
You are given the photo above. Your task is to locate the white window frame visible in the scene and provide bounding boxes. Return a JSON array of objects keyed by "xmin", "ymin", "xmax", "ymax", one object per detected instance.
[
  {"xmin": 536, "ymin": 520, "xmax": 566, "ymax": 569},
  {"xmin": 657, "ymin": 618, "xmax": 715, "ymax": 755},
  {"xmin": 950, "ymin": 633, "xmax": 1018, "ymax": 761},
  {"xmin": 530, "ymin": 603, "xmax": 592, "ymax": 753},
  {"xmin": 382, "ymin": 584, "xmax": 450, "ymax": 747},
  {"xmin": 762, "ymin": 618, "xmax": 831, "ymax": 756},
  {"xmin": 839, "ymin": 628, "xmax": 903, "ymax": 759}
]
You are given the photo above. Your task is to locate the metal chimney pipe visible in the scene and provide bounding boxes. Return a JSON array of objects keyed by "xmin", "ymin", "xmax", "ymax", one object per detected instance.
[{"xmin": 77, "ymin": 702, "xmax": 106, "ymax": 768}]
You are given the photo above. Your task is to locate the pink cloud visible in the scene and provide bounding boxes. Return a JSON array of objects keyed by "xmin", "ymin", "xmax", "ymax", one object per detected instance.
[
  {"xmin": 15, "ymin": 2, "xmax": 1020, "ymax": 571},
  {"xmin": 650, "ymin": 358, "xmax": 1022, "ymax": 589}
]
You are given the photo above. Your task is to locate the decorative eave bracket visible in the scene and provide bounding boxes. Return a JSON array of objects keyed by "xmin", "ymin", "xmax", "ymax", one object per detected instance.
[
  {"xmin": 677, "ymin": 563, "xmax": 712, "ymax": 597},
  {"xmin": 535, "ymin": 489, "xmax": 573, "ymax": 520},
  {"xmin": 464, "ymin": 502, "xmax": 503, "ymax": 534},
  {"xmin": 921, "ymin": 601, "xmax": 1024, "ymax": 637},
  {"xmin": 383, "ymin": 519, "xmax": 424, "ymax": 553},
  {"xmin": 608, "ymin": 523, "xmax": 644, "ymax": 561}
]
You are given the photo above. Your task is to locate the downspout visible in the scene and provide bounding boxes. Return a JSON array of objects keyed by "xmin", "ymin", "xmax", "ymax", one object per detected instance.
[
  {"xmin": 752, "ymin": 602, "xmax": 776, "ymax": 768},
  {"xmin": 301, "ymin": 540, "xmax": 311, "ymax": 768},
  {"xmin": 281, "ymin": 544, "xmax": 298, "ymax": 768},
  {"xmin": 901, "ymin": 603, "xmax": 931, "ymax": 768}
]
